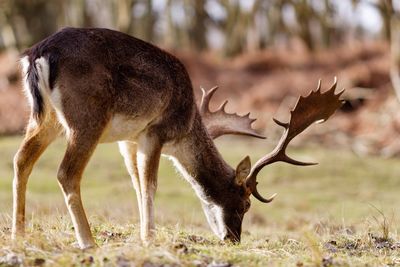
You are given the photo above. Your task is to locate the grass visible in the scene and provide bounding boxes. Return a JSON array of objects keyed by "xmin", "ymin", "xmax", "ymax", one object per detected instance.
[{"xmin": 1, "ymin": 135, "xmax": 400, "ymax": 266}]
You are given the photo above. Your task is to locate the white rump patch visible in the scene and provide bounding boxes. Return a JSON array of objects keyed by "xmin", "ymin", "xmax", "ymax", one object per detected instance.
[
  {"xmin": 20, "ymin": 56, "xmax": 52, "ymax": 126},
  {"xmin": 35, "ymin": 57, "xmax": 50, "ymax": 92}
]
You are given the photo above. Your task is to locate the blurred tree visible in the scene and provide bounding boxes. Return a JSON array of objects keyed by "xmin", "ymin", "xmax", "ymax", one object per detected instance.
[
  {"xmin": 1, "ymin": 0, "xmax": 62, "ymax": 48},
  {"xmin": 61, "ymin": 0, "xmax": 92, "ymax": 28},
  {"xmin": 218, "ymin": 0, "xmax": 251, "ymax": 57},
  {"xmin": 265, "ymin": 0, "xmax": 288, "ymax": 48},
  {"xmin": 374, "ymin": 0, "xmax": 394, "ymax": 41},
  {"xmin": 188, "ymin": 0, "xmax": 208, "ymax": 51},
  {"xmin": 0, "ymin": 1, "xmax": 21, "ymax": 49},
  {"xmin": 164, "ymin": 0, "xmax": 189, "ymax": 49},
  {"xmin": 164, "ymin": 0, "xmax": 179, "ymax": 48},
  {"xmin": 85, "ymin": 0, "xmax": 115, "ymax": 28},
  {"xmin": 283, "ymin": 0, "xmax": 340, "ymax": 51},
  {"xmin": 390, "ymin": 13, "xmax": 400, "ymax": 102},
  {"xmin": 290, "ymin": 0, "xmax": 315, "ymax": 51},
  {"xmin": 135, "ymin": 0, "xmax": 156, "ymax": 42},
  {"xmin": 354, "ymin": 0, "xmax": 394, "ymax": 41},
  {"xmin": 114, "ymin": 0, "xmax": 137, "ymax": 34},
  {"xmin": 317, "ymin": 0, "xmax": 336, "ymax": 48},
  {"xmin": 0, "ymin": 0, "xmax": 394, "ymax": 55}
]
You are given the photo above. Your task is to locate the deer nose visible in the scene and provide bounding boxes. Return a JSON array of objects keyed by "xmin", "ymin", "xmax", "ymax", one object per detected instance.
[{"xmin": 223, "ymin": 233, "xmax": 240, "ymax": 243}]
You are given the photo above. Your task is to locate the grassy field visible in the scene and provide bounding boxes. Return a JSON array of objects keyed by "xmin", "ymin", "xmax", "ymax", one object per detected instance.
[{"xmin": 1, "ymin": 135, "xmax": 400, "ymax": 266}]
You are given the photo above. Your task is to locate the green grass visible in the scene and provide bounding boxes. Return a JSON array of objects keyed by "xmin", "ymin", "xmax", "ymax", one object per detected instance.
[{"xmin": 1, "ymin": 136, "xmax": 400, "ymax": 266}]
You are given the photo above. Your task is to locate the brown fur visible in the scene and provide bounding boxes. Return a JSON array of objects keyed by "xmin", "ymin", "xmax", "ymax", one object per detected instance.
[{"xmin": 13, "ymin": 28, "xmax": 252, "ymax": 248}]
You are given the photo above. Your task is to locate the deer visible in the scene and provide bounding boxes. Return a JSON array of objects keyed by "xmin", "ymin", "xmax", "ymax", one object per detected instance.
[{"xmin": 12, "ymin": 27, "xmax": 343, "ymax": 249}]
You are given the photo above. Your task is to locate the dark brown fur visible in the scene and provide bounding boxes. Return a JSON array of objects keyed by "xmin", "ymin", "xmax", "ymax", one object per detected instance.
[{"xmin": 25, "ymin": 27, "xmax": 194, "ymax": 141}]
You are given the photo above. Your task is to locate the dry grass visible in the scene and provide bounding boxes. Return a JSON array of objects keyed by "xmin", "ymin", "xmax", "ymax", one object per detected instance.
[{"xmin": 1, "ymin": 136, "xmax": 400, "ymax": 266}]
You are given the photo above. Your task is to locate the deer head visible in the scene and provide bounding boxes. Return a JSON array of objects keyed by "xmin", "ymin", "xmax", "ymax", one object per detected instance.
[{"xmin": 198, "ymin": 78, "xmax": 343, "ymax": 242}]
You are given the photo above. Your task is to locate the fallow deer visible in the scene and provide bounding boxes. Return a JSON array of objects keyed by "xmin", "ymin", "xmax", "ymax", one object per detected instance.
[{"xmin": 12, "ymin": 27, "xmax": 343, "ymax": 249}]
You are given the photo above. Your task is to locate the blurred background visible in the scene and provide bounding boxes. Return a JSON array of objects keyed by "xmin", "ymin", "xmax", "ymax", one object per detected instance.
[
  {"xmin": 3, "ymin": 3, "xmax": 400, "ymax": 264},
  {"xmin": 1, "ymin": 0, "xmax": 400, "ymax": 156}
]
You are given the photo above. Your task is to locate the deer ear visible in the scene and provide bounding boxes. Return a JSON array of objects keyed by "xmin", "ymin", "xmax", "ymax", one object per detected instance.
[{"xmin": 235, "ymin": 156, "xmax": 251, "ymax": 185}]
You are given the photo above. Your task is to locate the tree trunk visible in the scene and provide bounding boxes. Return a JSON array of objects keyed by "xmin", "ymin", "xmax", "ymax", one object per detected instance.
[
  {"xmin": 390, "ymin": 14, "xmax": 400, "ymax": 102},
  {"xmin": 190, "ymin": 0, "xmax": 208, "ymax": 51}
]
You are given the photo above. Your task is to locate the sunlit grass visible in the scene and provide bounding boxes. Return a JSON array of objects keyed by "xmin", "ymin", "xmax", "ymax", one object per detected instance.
[{"xmin": 1, "ymin": 136, "xmax": 400, "ymax": 266}]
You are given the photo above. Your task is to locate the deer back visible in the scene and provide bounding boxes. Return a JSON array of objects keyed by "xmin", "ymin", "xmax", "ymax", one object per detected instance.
[{"xmin": 23, "ymin": 27, "xmax": 196, "ymax": 142}]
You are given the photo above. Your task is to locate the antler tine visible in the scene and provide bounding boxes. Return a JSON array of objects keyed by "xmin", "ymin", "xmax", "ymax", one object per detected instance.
[
  {"xmin": 246, "ymin": 78, "xmax": 344, "ymax": 203},
  {"xmin": 252, "ymin": 189, "xmax": 277, "ymax": 203},
  {"xmin": 199, "ymin": 86, "xmax": 266, "ymax": 139},
  {"xmin": 315, "ymin": 79, "xmax": 322, "ymax": 92},
  {"xmin": 217, "ymin": 100, "xmax": 228, "ymax": 112},
  {"xmin": 273, "ymin": 118, "xmax": 289, "ymax": 129},
  {"xmin": 200, "ymin": 86, "xmax": 219, "ymax": 114}
]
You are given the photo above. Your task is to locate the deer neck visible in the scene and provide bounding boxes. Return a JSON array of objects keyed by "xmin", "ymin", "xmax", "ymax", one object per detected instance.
[{"xmin": 166, "ymin": 112, "xmax": 235, "ymax": 205}]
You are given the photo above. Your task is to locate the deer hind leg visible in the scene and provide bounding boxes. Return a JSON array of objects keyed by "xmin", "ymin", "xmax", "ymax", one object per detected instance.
[
  {"xmin": 12, "ymin": 114, "xmax": 60, "ymax": 239},
  {"xmin": 57, "ymin": 129, "xmax": 104, "ymax": 249},
  {"xmin": 136, "ymin": 134, "xmax": 162, "ymax": 242},
  {"xmin": 118, "ymin": 141, "xmax": 143, "ymax": 227}
]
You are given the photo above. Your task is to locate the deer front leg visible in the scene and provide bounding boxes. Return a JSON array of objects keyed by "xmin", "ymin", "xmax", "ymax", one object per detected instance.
[
  {"xmin": 12, "ymin": 118, "xmax": 59, "ymax": 239},
  {"xmin": 118, "ymin": 141, "xmax": 143, "ymax": 228},
  {"xmin": 57, "ymin": 132, "xmax": 101, "ymax": 249},
  {"xmin": 137, "ymin": 134, "xmax": 162, "ymax": 242}
]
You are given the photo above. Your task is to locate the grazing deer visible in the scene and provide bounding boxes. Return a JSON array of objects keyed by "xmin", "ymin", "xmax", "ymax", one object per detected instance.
[{"xmin": 12, "ymin": 27, "xmax": 343, "ymax": 249}]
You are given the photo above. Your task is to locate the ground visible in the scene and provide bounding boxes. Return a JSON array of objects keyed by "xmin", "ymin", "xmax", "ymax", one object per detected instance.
[{"xmin": 1, "ymin": 136, "xmax": 400, "ymax": 266}]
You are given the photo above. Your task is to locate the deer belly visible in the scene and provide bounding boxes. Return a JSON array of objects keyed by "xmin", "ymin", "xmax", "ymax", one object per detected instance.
[{"xmin": 100, "ymin": 115, "xmax": 150, "ymax": 143}]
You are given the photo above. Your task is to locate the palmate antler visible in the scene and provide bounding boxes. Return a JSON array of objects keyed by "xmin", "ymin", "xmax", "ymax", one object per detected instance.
[
  {"xmin": 246, "ymin": 78, "xmax": 344, "ymax": 203},
  {"xmin": 198, "ymin": 80, "xmax": 343, "ymax": 203},
  {"xmin": 199, "ymin": 86, "xmax": 266, "ymax": 139}
]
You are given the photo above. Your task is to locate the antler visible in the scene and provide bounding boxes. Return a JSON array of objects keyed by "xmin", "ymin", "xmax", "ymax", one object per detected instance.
[
  {"xmin": 199, "ymin": 86, "xmax": 265, "ymax": 139},
  {"xmin": 246, "ymin": 78, "xmax": 344, "ymax": 203}
]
